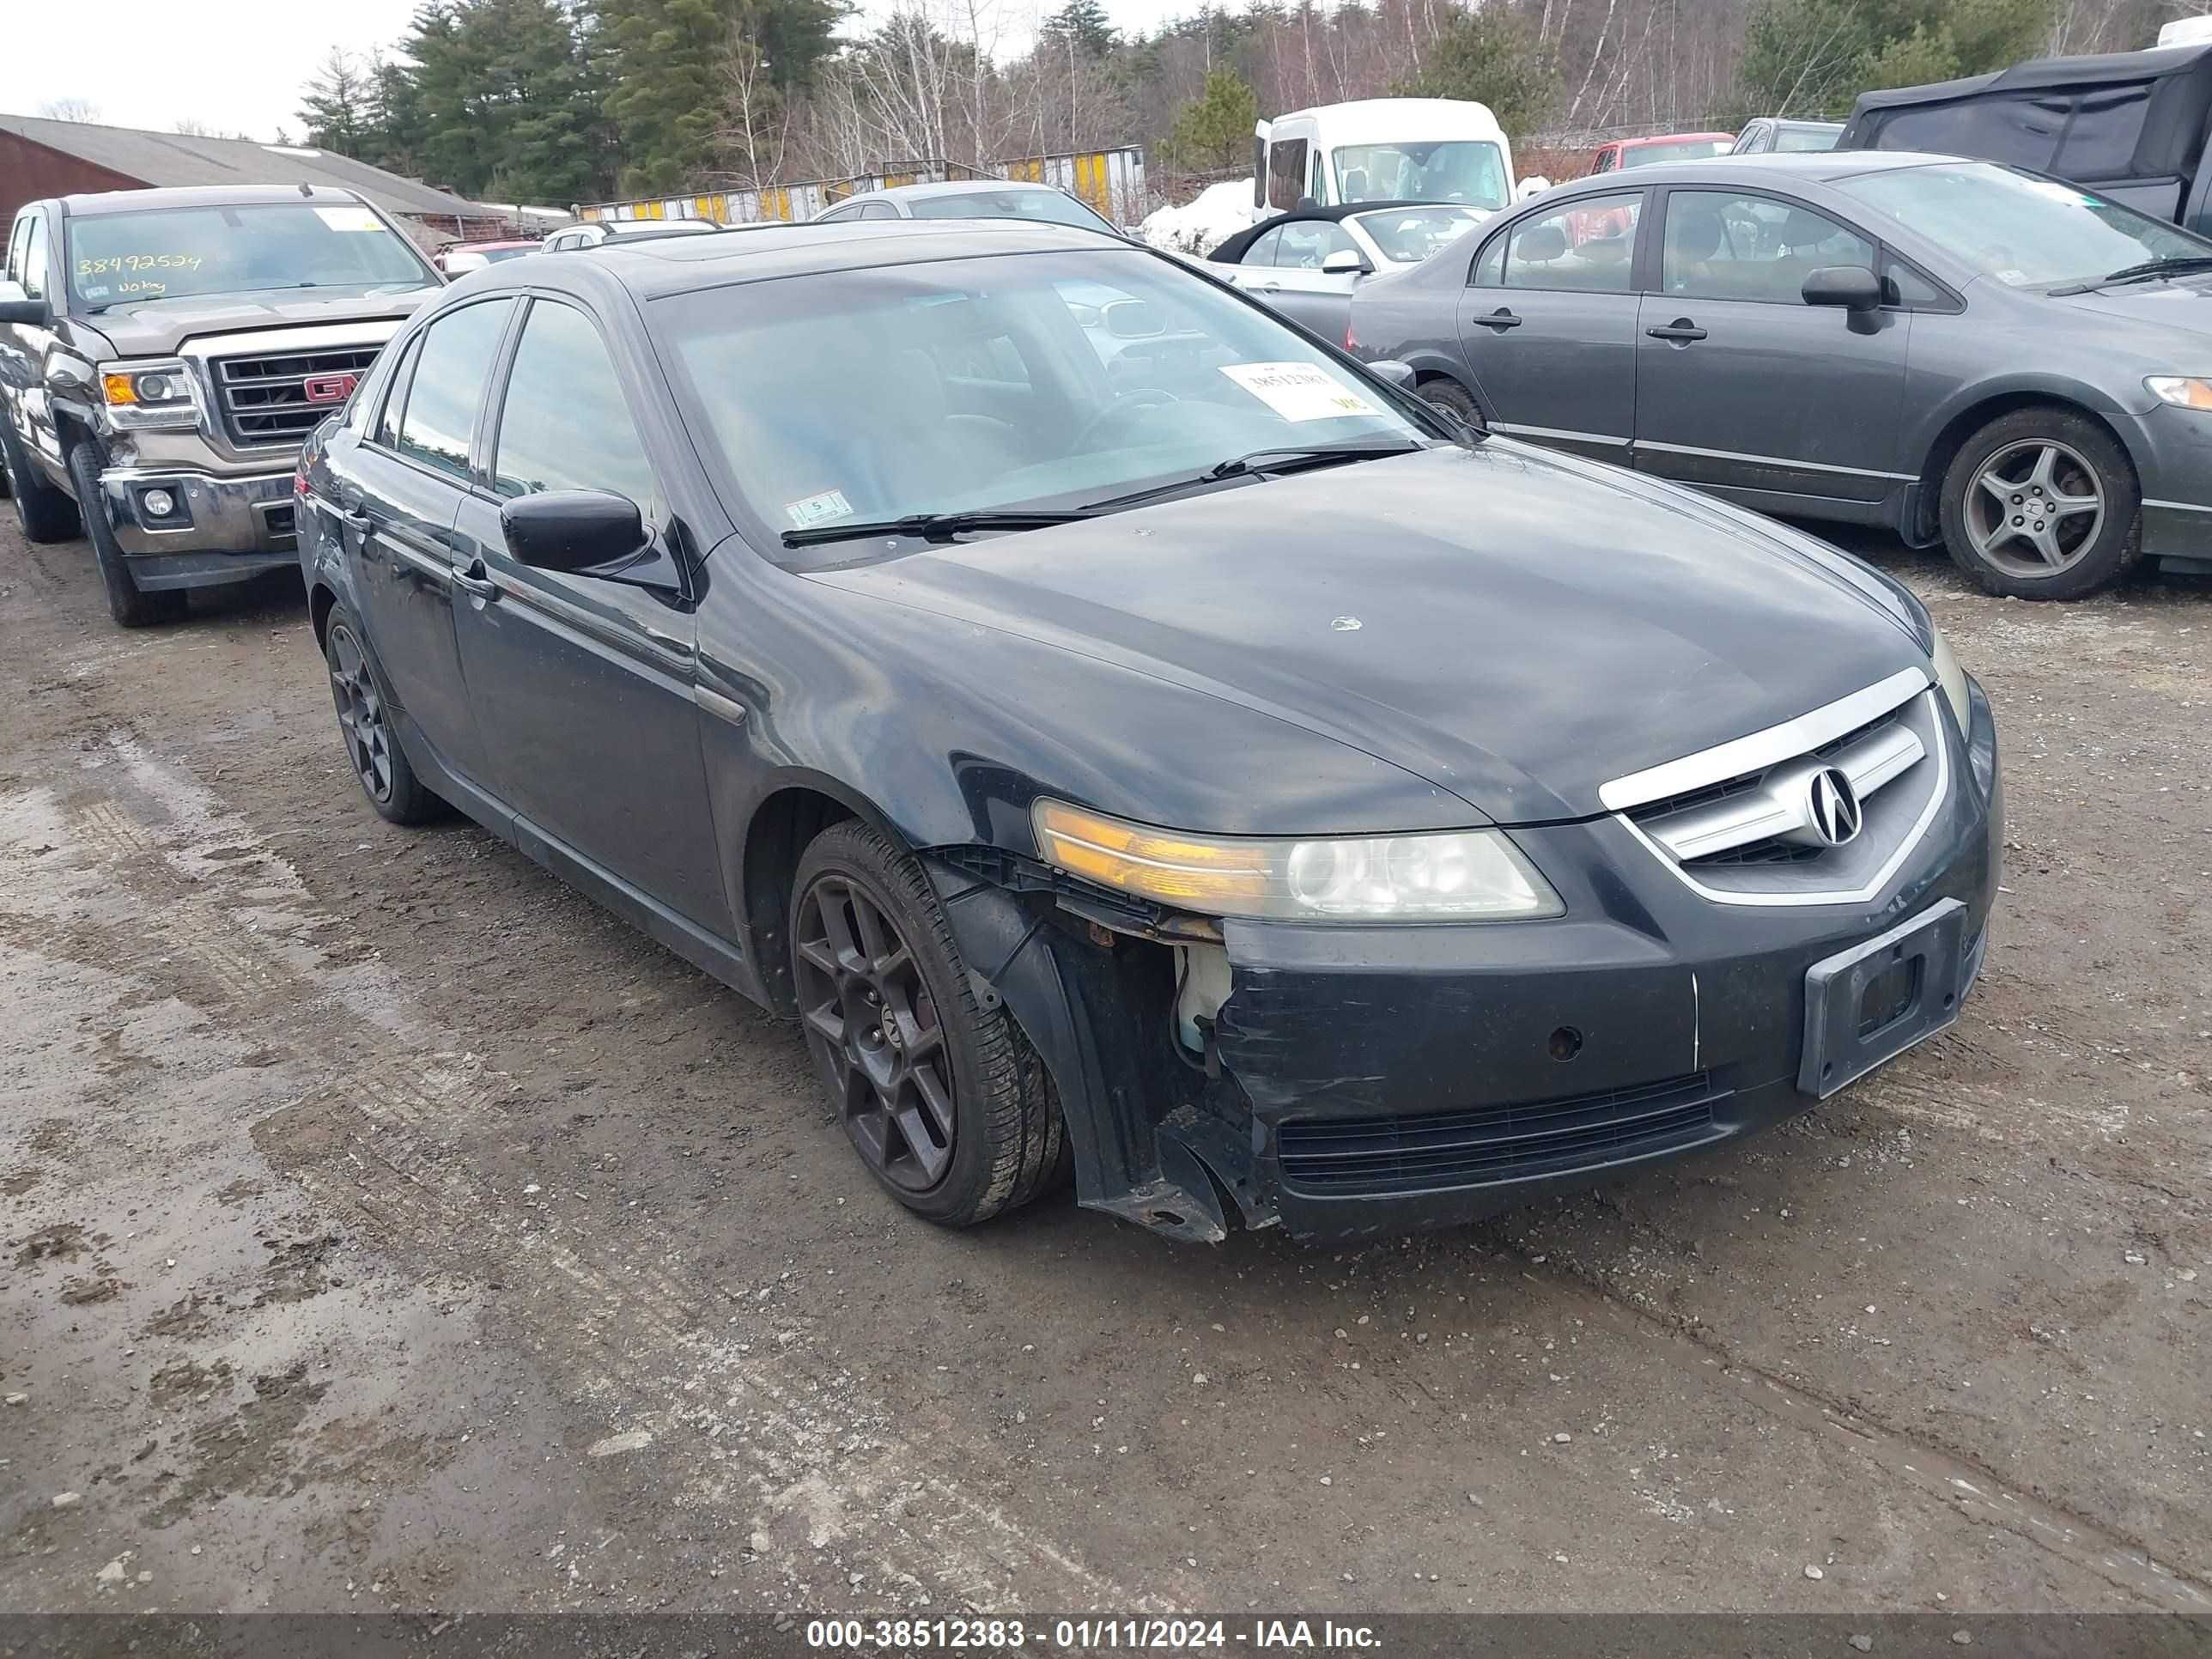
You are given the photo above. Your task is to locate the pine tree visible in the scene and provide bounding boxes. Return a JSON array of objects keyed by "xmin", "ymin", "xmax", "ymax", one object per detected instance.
[
  {"xmin": 1163, "ymin": 69, "xmax": 1257, "ymax": 171},
  {"xmin": 299, "ymin": 50, "xmax": 376, "ymax": 156},
  {"xmin": 1044, "ymin": 0, "xmax": 1116, "ymax": 58}
]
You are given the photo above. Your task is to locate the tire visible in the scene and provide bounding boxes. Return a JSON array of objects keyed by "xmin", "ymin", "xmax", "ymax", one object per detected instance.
[
  {"xmin": 1418, "ymin": 377, "xmax": 1481, "ymax": 428},
  {"xmin": 65, "ymin": 441, "xmax": 186, "ymax": 627},
  {"xmin": 323, "ymin": 603, "xmax": 443, "ymax": 825},
  {"xmin": 789, "ymin": 819, "xmax": 1066, "ymax": 1228},
  {"xmin": 1939, "ymin": 407, "xmax": 2141, "ymax": 600},
  {"xmin": 3, "ymin": 418, "xmax": 81, "ymax": 544}
]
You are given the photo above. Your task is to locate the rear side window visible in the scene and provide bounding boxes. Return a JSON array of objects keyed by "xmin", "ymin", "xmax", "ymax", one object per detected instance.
[
  {"xmin": 396, "ymin": 300, "xmax": 514, "ymax": 480},
  {"xmin": 492, "ymin": 301, "xmax": 658, "ymax": 512},
  {"xmin": 1243, "ymin": 227, "xmax": 1284, "ymax": 266},
  {"xmin": 1501, "ymin": 192, "xmax": 1641, "ymax": 292}
]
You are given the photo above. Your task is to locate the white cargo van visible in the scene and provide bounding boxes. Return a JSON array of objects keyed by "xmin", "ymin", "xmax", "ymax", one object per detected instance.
[{"xmin": 1251, "ymin": 99, "xmax": 1517, "ymax": 216}]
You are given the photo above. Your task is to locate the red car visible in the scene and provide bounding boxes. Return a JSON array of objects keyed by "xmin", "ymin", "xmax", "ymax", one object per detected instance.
[
  {"xmin": 434, "ymin": 240, "xmax": 540, "ymax": 276},
  {"xmin": 1569, "ymin": 131, "xmax": 1736, "ymax": 246}
]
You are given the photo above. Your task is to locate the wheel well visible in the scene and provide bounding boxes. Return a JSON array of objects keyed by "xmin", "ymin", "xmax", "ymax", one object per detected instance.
[
  {"xmin": 309, "ymin": 582, "xmax": 337, "ymax": 652},
  {"xmin": 1915, "ymin": 393, "xmax": 2137, "ymax": 543},
  {"xmin": 743, "ymin": 787, "xmax": 859, "ymax": 1015}
]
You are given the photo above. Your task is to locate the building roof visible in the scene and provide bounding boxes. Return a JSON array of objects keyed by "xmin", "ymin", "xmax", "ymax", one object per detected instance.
[{"xmin": 0, "ymin": 112, "xmax": 493, "ymax": 221}]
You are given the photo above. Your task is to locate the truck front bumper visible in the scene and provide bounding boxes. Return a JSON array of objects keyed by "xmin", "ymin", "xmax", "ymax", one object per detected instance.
[{"xmin": 99, "ymin": 464, "xmax": 302, "ymax": 590}]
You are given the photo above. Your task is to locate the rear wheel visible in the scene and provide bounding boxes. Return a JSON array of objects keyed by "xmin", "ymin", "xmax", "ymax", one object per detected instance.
[
  {"xmin": 789, "ymin": 819, "xmax": 1066, "ymax": 1227},
  {"xmin": 1939, "ymin": 407, "xmax": 2140, "ymax": 600},
  {"xmin": 1417, "ymin": 377, "xmax": 1481, "ymax": 428},
  {"xmin": 65, "ymin": 442, "xmax": 186, "ymax": 627},
  {"xmin": 3, "ymin": 419, "xmax": 80, "ymax": 544},
  {"xmin": 324, "ymin": 605, "xmax": 442, "ymax": 825}
]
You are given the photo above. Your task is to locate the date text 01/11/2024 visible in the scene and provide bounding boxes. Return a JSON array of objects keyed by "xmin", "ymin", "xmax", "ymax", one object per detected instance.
[{"xmin": 803, "ymin": 1618, "xmax": 1382, "ymax": 1650}]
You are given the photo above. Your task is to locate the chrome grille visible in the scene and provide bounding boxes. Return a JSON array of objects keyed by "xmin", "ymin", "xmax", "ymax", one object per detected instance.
[{"xmin": 213, "ymin": 345, "xmax": 382, "ymax": 447}]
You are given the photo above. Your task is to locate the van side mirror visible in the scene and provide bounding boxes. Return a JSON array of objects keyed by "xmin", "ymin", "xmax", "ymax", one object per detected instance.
[
  {"xmin": 1802, "ymin": 265, "xmax": 1882, "ymax": 313},
  {"xmin": 1321, "ymin": 248, "xmax": 1373, "ymax": 276},
  {"xmin": 502, "ymin": 489, "xmax": 651, "ymax": 574}
]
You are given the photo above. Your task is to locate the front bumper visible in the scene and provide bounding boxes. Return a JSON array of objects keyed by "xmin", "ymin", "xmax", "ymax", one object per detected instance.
[
  {"xmin": 98, "ymin": 464, "xmax": 302, "ymax": 589},
  {"xmin": 1200, "ymin": 679, "xmax": 2002, "ymax": 1240},
  {"xmin": 2128, "ymin": 405, "xmax": 2212, "ymax": 568}
]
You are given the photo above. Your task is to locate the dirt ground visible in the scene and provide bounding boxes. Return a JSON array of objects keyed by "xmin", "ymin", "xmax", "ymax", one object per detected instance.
[{"xmin": 1, "ymin": 505, "xmax": 2207, "ymax": 1624}]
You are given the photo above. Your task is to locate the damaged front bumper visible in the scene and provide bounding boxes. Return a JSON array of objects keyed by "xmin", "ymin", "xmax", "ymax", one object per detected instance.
[{"xmin": 935, "ymin": 682, "xmax": 2001, "ymax": 1244}]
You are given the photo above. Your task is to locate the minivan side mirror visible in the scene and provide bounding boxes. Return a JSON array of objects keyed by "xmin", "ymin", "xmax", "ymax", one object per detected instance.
[
  {"xmin": 1802, "ymin": 265, "xmax": 1882, "ymax": 313},
  {"xmin": 502, "ymin": 489, "xmax": 652, "ymax": 575},
  {"xmin": 1321, "ymin": 248, "xmax": 1373, "ymax": 276}
]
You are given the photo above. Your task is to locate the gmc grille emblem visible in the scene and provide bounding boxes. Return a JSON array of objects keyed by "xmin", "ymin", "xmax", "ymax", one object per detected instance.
[{"xmin": 302, "ymin": 373, "xmax": 358, "ymax": 404}]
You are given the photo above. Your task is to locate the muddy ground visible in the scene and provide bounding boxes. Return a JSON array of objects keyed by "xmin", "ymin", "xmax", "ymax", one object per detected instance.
[{"xmin": 1, "ymin": 507, "xmax": 2207, "ymax": 1624}]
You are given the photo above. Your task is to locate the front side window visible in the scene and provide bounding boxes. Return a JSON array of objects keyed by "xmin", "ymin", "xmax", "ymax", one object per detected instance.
[
  {"xmin": 1661, "ymin": 190, "xmax": 1873, "ymax": 303},
  {"xmin": 1334, "ymin": 141, "xmax": 1508, "ymax": 210},
  {"xmin": 1502, "ymin": 193, "xmax": 1641, "ymax": 292},
  {"xmin": 1835, "ymin": 160, "xmax": 2211, "ymax": 287},
  {"xmin": 1353, "ymin": 205, "xmax": 1485, "ymax": 264},
  {"xmin": 65, "ymin": 203, "xmax": 433, "ymax": 309},
  {"xmin": 396, "ymin": 300, "xmax": 514, "ymax": 480},
  {"xmin": 1273, "ymin": 220, "xmax": 1358, "ymax": 270},
  {"xmin": 5, "ymin": 216, "xmax": 29, "ymax": 289},
  {"xmin": 493, "ymin": 301, "xmax": 658, "ymax": 512},
  {"xmin": 652, "ymin": 247, "xmax": 1431, "ymax": 565},
  {"xmin": 21, "ymin": 216, "xmax": 49, "ymax": 300}
]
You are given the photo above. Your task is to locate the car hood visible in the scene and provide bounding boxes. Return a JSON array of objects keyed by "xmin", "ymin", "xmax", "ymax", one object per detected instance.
[
  {"xmin": 2038, "ymin": 272, "xmax": 2212, "ymax": 340},
  {"xmin": 810, "ymin": 443, "xmax": 1930, "ymax": 824},
  {"xmin": 73, "ymin": 284, "xmax": 436, "ymax": 358}
]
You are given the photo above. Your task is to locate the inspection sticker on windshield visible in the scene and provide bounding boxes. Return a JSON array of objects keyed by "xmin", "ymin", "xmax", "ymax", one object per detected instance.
[
  {"xmin": 1219, "ymin": 362, "xmax": 1378, "ymax": 422},
  {"xmin": 784, "ymin": 489, "xmax": 854, "ymax": 528},
  {"xmin": 314, "ymin": 206, "xmax": 386, "ymax": 233}
]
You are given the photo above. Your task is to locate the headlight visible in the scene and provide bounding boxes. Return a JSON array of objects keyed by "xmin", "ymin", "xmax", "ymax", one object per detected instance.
[
  {"xmin": 1031, "ymin": 799, "xmax": 1563, "ymax": 922},
  {"xmin": 1931, "ymin": 627, "xmax": 1972, "ymax": 733},
  {"xmin": 2146, "ymin": 375, "xmax": 2212, "ymax": 410},
  {"xmin": 100, "ymin": 360, "xmax": 199, "ymax": 429}
]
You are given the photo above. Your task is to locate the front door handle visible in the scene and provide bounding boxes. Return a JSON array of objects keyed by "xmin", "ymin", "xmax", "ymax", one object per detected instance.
[
  {"xmin": 450, "ymin": 559, "xmax": 499, "ymax": 601},
  {"xmin": 1474, "ymin": 307, "xmax": 1522, "ymax": 331},
  {"xmin": 1646, "ymin": 319, "xmax": 1708, "ymax": 343}
]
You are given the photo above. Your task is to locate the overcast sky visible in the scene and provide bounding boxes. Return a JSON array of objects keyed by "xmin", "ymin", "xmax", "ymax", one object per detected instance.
[{"xmin": 0, "ymin": 0, "xmax": 1194, "ymax": 150}]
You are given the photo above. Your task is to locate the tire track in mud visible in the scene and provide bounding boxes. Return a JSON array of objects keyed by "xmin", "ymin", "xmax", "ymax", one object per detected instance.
[{"xmin": 0, "ymin": 727, "xmax": 1167, "ymax": 1615}]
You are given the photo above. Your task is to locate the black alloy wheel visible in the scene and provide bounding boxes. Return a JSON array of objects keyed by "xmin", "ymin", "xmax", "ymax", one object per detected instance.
[
  {"xmin": 322, "ymin": 605, "xmax": 441, "ymax": 825},
  {"xmin": 793, "ymin": 869, "xmax": 956, "ymax": 1192}
]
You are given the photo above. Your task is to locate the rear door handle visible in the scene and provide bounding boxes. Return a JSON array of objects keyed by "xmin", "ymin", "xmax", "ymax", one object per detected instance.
[
  {"xmin": 1474, "ymin": 307, "xmax": 1522, "ymax": 331},
  {"xmin": 450, "ymin": 559, "xmax": 499, "ymax": 600},
  {"xmin": 1646, "ymin": 319, "xmax": 1708, "ymax": 343}
]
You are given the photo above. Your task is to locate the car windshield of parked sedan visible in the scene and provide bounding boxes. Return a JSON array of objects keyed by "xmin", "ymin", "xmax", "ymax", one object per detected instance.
[
  {"xmin": 1334, "ymin": 142, "xmax": 1510, "ymax": 210},
  {"xmin": 1620, "ymin": 138, "xmax": 1732, "ymax": 167},
  {"xmin": 653, "ymin": 248, "xmax": 1433, "ymax": 562},
  {"xmin": 1352, "ymin": 205, "xmax": 1486, "ymax": 263},
  {"xmin": 66, "ymin": 204, "xmax": 433, "ymax": 308},
  {"xmin": 905, "ymin": 190, "xmax": 1121, "ymax": 235},
  {"xmin": 1834, "ymin": 161, "xmax": 2212, "ymax": 287}
]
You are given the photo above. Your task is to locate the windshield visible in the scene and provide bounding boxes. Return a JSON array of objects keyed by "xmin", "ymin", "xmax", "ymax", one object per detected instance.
[
  {"xmin": 652, "ymin": 248, "xmax": 1430, "ymax": 563},
  {"xmin": 1334, "ymin": 142, "xmax": 1509, "ymax": 210},
  {"xmin": 1351, "ymin": 205, "xmax": 1486, "ymax": 263},
  {"xmin": 1620, "ymin": 138, "xmax": 1732, "ymax": 167},
  {"xmin": 1834, "ymin": 161, "xmax": 2212, "ymax": 286},
  {"xmin": 906, "ymin": 190, "xmax": 1121, "ymax": 235},
  {"xmin": 1775, "ymin": 125, "xmax": 1842, "ymax": 153},
  {"xmin": 66, "ymin": 203, "xmax": 432, "ymax": 307}
]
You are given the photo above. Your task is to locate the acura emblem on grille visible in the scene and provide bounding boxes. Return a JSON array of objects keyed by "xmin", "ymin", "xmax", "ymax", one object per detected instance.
[
  {"xmin": 1806, "ymin": 767, "xmax": 1863, "ymax": 847},
  {"xmin": 302, "ymin": 373, "xmax": 358, "ymax": 404}
]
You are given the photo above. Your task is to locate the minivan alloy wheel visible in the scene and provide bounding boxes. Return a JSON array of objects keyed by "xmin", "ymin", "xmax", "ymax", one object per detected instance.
[
  {"xmin": 326, "ymin": 622, "xmax": 394, "ymax": 803},
  {"xmin": 793, "ymin": 871, "xmax": 954, "ymax": 1192},
  {"xmin": 1964, "ymin": 438, "xmax": 2105, "ymax": 577}
]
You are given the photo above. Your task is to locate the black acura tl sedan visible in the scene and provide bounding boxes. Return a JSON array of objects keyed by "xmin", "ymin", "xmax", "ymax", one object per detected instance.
[{"xmin": 295, "ymin": 221, "xmax": 2002, "ymax": 1243}]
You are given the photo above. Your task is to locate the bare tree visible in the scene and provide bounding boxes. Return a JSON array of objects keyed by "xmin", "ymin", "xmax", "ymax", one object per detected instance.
[{"xmin": 37, "ymin": 97, "xmax": 101, "ymax": 124}]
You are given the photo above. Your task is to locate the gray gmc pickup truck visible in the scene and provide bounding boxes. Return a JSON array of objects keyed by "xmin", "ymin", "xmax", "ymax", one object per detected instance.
[{"xmin": 0, "ymin": 185, "xmax": 441, "ymax": 625}]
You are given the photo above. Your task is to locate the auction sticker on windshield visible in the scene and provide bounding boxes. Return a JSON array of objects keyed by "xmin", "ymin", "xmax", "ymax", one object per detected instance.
[
  {"xmin": 1219, "ymin": 362, "xmax": 1379, "ymax": 422},
  {"xmin": 315, "ymin": 206, "xmax": 387, "ymax": 233},
  {"xmin": 785, "ymin": 488, "xmax": 854, "ymax": 528}
]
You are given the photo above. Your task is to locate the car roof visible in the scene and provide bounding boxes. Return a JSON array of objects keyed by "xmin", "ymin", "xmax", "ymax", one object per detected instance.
[
  {"xmin": 470, "ymin": 218, "xmax": 1137, "ymax": 303},
  {"xmin": 1538, "ymin": 149, "xmax": 1963, "ymax": 196},
  {"xmin": 1618, "ymin": 131, "xmax": 1737, "ymax": 147},
  {"xmin": 55, "ymin": 183, "xmax": 369, "ymax": 217},
  {"xmin": 843, "ymin": 179, "xmax": 1073, "ymax": 205}
]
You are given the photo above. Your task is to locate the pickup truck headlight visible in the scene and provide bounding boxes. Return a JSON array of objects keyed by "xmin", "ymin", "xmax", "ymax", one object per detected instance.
[
  {"xmin": 1931, "ymin": 627, "xmax": 1972, "ymax": 733},
  {"xmin": 1032, "ymin": 799, "xmax": 1564, "ymax": 921},
  {"xmin": 100, "ymin": 360, "xmax": 199, "ymax": 430}
]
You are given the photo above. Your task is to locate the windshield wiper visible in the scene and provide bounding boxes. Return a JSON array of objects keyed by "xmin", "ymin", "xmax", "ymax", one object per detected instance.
[
  {"xmin": 1083, "ymin": 438, "xmax": 1425, "ymax": 514},
  {"xmin": 2049, "ymin": 255, "xmax": 2212, "ymax": 295},
  {"xmin": 781, "ymin": 509, "xmax": 1094, "ymax": 549}
]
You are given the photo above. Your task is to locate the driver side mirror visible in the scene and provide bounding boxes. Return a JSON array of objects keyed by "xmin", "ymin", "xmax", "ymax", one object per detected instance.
[
  {"xmin": 0, "ymin": 289, "xmax": 52, "ymax": 327},
  {"xmin": 1101, "ymin": 298, "xmax": 1165, "ymax": 339},
  {"xmin": 1802, "ymin": 265, "xmax": 1882, "ymax": 313},
  {"xmin": 1321, "ymin": 249, "xmax": 1373, "ymax": 276},
  {"xmin": 503, "ymin": 489, "xmax": 654, "ymax": 576},
  {"xmin": 1366, "ymin": 359, "xmax": 1418, "ymax": 389}
]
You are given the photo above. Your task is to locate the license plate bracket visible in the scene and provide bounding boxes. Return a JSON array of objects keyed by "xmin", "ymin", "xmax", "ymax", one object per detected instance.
[{"xmin": 1799, "ymin": 897, "xmax": 1967, "ymax": 1099}]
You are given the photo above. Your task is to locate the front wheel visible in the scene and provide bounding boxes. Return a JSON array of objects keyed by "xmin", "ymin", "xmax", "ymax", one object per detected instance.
[
  {"xmin": 65, "ymin": 442, "xmax": 185, "ymax": 627},
  {"xmin": 1939, "ymin": 408, "xmax": 2140, "ymax": 600},
  {"xmin": 789, "ymin": 820, "xmax": 1066, "ymax": 1227}
]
